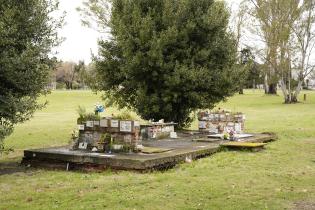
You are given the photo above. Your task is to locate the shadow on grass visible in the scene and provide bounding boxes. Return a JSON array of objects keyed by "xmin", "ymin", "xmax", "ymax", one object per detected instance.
[{"xmin": 0, "ymin": 160, "xmax": 36, "ymax": 176}]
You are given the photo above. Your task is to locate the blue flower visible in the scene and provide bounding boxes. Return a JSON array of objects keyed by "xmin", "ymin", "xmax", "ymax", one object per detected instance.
[{"xmin": 94, "ymin": 103, "xmax": 105, "ymax": 113}]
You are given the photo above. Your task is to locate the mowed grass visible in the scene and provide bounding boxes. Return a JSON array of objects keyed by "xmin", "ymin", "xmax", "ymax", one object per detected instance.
[{"xmin": 0, "ymin": 90, "xmax": 315, "ymax": 210}]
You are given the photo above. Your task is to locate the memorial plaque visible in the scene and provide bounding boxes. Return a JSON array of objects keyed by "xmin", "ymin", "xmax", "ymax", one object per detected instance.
[
  {"xmin": 78, "ymin": 124, "xmax": 85, "ymax": 130},
  {"xmin": 199, "ymin": 121, "xmax": 207, "ymax": 129},
  {"xmin": 78, "ymin": 142, "xmax": 88, "ymax": 149},
  {"xmin": 134, "ymin": 121, "xmax": 140, "ymax": 127},
  {"xmin": 235, "ymin": 123, "xmax": 242, "ymax": 133},
  {"xmin": 93, "ymin": 121, "xmax": 100, "ymax": 126},
  {"xmin": 120, "ymin": 121, "xmax": 132, "ymax": 132},
  {"xmin": 111, "ymin": 120, "xmax": 119, "ymax": 128},
  {"xmin": 86, "ymin": 121, "xmax": 94, "ymax": 128},
  {"xmin": 100, "ymin": 119, "xmax": 108, "ymax": 127}
]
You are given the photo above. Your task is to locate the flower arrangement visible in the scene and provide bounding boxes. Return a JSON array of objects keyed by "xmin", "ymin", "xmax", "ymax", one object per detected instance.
[{"xmin": 94, "ymin": 102, "xmax": 105, "ymax": 115}]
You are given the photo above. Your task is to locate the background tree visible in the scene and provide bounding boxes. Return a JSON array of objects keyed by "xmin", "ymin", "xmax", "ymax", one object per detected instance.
[
  {"xmin": 55, "ymin": 61, "xmax": 76, "ymax": 89},
  {"xmin": 290, "ymin": 0, "xmax": 315, "ymax": 101},
  {"xmin": 249, "ymin": 0, "xmax": 284, "ymax": 94},
  {"xmin": 55, "ymin": 61, "xmax": 86, "ymax": 89},
  {"xmin": 238, "ymin": 48, "xmax": 257, "ymax": 93},
  {"xmin": 82, "ymin": 0, "xmax": 239, "ymax": 127},
  {"xmin": 0, "ymin": 0, "xmax": 62, "ymax": 152},
  {"xmin": 245, "ymin": 62, "xmax": 264, "ymax": 89},
  {"xmin": 249, "ymin": 0, "xmax": 315, "ymax": 103},
  {"xmin": 233, "ymin": 1, "xmax": 251, "ymax": 95},
  {"xmin": 84, "ymin": 62, "xmax": 99, "ymax": 89},
  {"xmin": 77, "ymin": 61, "xmax": 88, "ymax": 89}
]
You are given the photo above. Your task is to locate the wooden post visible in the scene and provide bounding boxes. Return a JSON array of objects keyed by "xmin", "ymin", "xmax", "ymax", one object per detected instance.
[{"xmin": 304, "ymin": 94, "xmax": 307, "ymax": 101}]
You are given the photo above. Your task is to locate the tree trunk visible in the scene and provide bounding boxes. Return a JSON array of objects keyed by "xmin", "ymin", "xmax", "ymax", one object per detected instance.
[
  {"xmin": 65, "ymin": 81, "xmax": 71, "ymax": 89},
  {"xmin": 239, "ymin": 88, "xmax": 244, "ymax": 94},
  {"xmin": 267, "ymin": 83, "xmax": 277, "ymax": 94},
  {"xmin": 284, "ymin": 93, "xmax": 298, "ymax": 104},
  {"xmin": 291, "ymin": 80, "xmax": 303, "ymax": 103},
  {"xmin": 264, "ymin": 74, "xmax": 269, "ymax": 94}
]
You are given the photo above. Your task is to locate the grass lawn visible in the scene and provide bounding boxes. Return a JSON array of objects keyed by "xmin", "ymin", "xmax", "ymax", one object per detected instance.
[{"xmin": 0, "ymin": 90, "xmax": 315, "ymax": 210}]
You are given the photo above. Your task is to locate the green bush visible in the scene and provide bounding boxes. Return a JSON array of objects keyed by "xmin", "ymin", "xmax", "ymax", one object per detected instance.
[{"xmin": 56, "ymin": 82, "xmax": 66, "ymax": 89}]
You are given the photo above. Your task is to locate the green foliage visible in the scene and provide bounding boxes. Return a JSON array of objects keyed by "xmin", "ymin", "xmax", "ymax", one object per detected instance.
[
  {"xmin": 76, "ymin": 105, "xmax": 100, "ymax": 123},
  {"xmin": 84, "ymin": 113, "xmax": 101, "ymax": 121},
  {"xmin": 99, "ymin": 133, "xmax": 111, "ymax": 144},
  {"xmin": 113, "ymin": 110, "xmax": 137, "ymax": 120},
  {"xmin": 0, "ymin": 0, "xmax": 62, "ymax": 151},
  {"xmin": 245, "ymin": 63, "xmax": 264, "ymax": 88},
  {"xmin": 76, "ymin": 106, "xmax": 87, "ymax": 123},
  {"xmin": 237, "ymin": 48, "xmax": 264, "ymax": 90},
  {"xmin": 83, "ymin": 62, "xmax": 99, "ymax": 90},
  {"xmin": 91, "ymin": 0, "xmax": 239, "ymax": 127},
  {"xmin": 56, "ymin": 82, "xmax": 66, "ymax": 89}
]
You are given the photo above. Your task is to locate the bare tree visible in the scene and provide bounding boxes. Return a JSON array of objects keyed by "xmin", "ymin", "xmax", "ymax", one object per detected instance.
[
  {"xmin": 248, "ymin": 0, "xmax": 290, "ymax": 95},
  {"xmin": 291, "ymin": 0, "xmax": 315, "ymax": 101},
  {"xmin": 55, "ymin": 61, "xmax": 85, "ymax": 89},
  {"xmin": 247, "ymin": 0, "xmax": 315, "ymax": 102}
]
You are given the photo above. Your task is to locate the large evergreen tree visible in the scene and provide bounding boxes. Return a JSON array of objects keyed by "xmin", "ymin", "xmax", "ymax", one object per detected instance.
[
  {"xmin": 0, "ymin": 0, "xmax": 62, "ymax": 152},
  {"xmin": 92, "ymin": 0, "xmax": 238, "ymax": 127}
]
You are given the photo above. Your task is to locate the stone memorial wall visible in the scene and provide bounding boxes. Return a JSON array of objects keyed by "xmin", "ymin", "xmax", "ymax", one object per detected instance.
[
  {"xmin": 140, "ymin": 121, "xmax": 177, "ymax": 140},
  {"xmin": 74, "ymin": 118, "xmax": 141, "ymax": 152},
  {"xmin": 198, "ymin": 110, "xmax": 245, "ymax": 134}
]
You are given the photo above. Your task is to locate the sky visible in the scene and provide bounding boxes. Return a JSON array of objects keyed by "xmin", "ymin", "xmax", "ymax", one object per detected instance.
[
  {"xmin": 55, "ymin": 0, "xmax": 241, "ymax": 64},
  {"xmin": 54, "ymin": 0, "xmax": 102, "ymax": 63}
]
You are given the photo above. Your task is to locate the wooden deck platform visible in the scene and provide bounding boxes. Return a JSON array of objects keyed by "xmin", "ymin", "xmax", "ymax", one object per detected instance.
[{"xmin": 22, "ymin": 132, "xmax": 276, "ymax": 171}]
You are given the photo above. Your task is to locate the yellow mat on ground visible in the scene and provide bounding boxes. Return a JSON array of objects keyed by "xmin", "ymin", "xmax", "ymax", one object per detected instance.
[{"xmin": 220, "ymin": 142, "xmax": 266, "ymax": 148}]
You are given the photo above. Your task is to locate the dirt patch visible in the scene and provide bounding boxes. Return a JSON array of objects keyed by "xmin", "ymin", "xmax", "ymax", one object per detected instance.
[{"xmin": 293, "ymin": 201, "xmax": 315, "ymax": 210}]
